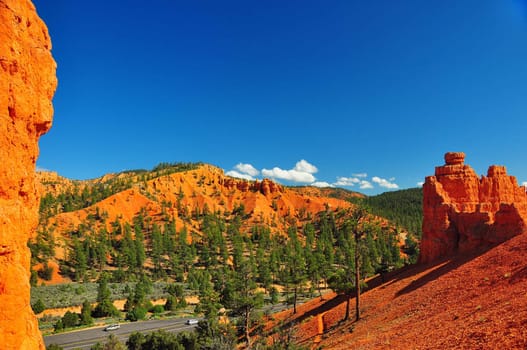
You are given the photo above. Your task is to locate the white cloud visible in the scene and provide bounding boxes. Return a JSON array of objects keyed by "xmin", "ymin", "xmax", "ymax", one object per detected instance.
[
  {"xmin": 353, "ymin": 173, "xmax": 368, "ymax": 178},
  {"xmin": 332, "ymin": 177, "xmax": 372, "ymax": 190},
  {"xmin": 334, "ymin": 176, "xmax": 361, "ymax": 186},
  {"xmin": 359, "ymin": 180, "xmax": 373, "ymax": 189},
  {"xmin": 294, "ymin": 159, "xmax": 318, "ymax": 174},
  {"xmin": 522, "ymin": 181, "xmax": 527, "ymax": 187},
  {"xmin": 417, "ymin": 181, "xmax": 425, "ymax": 187},
  {"xmin": 311, "ymin": 181, "xmax": 334, "ymax": 188},
  {"xmin": 372, "ymin": 176, "xmax": 399, "ymax": 189},
  {"xmin": 235, "ymin": 163, "xmax": 259, "ymax": 177},
  {"xmin": 261, "ymin": 160, "xmax": 319, "ymax": 183},
  {"xmin": 226, "ymin": 170, "xmax": 254, "ymax": 181},
  {"xmin": 262, "ymin": 167, "xmax": 316, "ymax": 183}
]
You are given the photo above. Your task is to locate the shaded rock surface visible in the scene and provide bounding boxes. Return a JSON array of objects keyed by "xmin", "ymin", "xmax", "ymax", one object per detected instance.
[
  {"xmin": 420, "ymin": 152, "xmax": 527, "ymax": 263},
  {"xmin": 0, "ymin": 0, "xmax": 56, "ymax": 348}
]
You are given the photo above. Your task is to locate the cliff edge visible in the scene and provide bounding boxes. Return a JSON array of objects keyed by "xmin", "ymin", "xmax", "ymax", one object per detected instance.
[
  {"xmin": 0, "ymin": 0, "xmax": 56, "ymax": 348},
  {"xmin": 420, "ymin": 152, "xmax": 527, "ymax": 263}
]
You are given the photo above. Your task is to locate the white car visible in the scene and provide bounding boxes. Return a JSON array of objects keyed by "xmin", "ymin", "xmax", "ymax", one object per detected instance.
[
  {"xmin": 104, "ymin": 324, "xmax": 120, "ymax": 331},
  {"xmin": 185, "ymin": 319, "xmax": 199, "ymax": 325}
]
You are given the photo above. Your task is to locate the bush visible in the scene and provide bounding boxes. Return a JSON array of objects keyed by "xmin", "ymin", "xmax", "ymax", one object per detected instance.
[
  {"xmin": 47, "ymin": 344, "xmax": 63, "ymax": 350},
  {"xmin": 62, "ymin": 311, "xmax": 79, "ymax": 328},
  {"xmin": 30, "ymin": 269, "xmax": 38, "ymax": 287},
  {"xmin": 54, "ymin": 319, "xmax": 64, "ymax": 332},
  {"xmin": 164, "ymin": 295, "xmax": 176, "ymax": 311},
  {"xmin": 126, "ymin": 332, "xmax": 146, "ymax": 350},
  {"xmin": 80, "ymin": 299, "xmax": 93, "ymax": 325},
  {"xmin": 38, "ymin": 262, "xmax": 54, "ymax": 281},
  {"xmin": 270, "ymin": 287, "xmax": 279, "ymax": 304},
  {"xmin": 32, "ymin": 299, "xmax": 46, "ymax": 314},
  {"xmin": 93, "ymin": 299, "xmax": 120, "ymax": 318},
  {"xmin": 177, "ymin": 297, "xmax": 187, "ymax": 309},
  {"xmin": 126, "ymin": 306, "xmax": 147, "ymax": 322},
  {"xmin": 150, "ymin": 305, "xmax": 164, "ymax": 314},
  {"xmin": 166, "ymin": 283, "xmax": 184, "ymax": 298},
  {"xmin": 75, "ymin": 285, "xmax": 86, "ymax": 295}
]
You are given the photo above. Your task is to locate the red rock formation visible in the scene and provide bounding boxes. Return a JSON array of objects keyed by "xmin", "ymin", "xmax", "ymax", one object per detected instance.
[
  {"xmin": 254, "ymin": 178, "xmax": 283, "ymax": 196},
  {"xmin": 0, "ymin": 0, "xmax": 56, "ymax": 348},
  {"xmin": 221, "ymin": 176, "xmax": 284, "ymax": 195},
  {"xmin": 420, "ymin": 152, "xmax": 527, "ymax": 263}
]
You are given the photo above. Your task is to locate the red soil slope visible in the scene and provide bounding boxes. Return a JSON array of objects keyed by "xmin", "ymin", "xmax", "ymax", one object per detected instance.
[
  {"xmin": 37, "ymin": 164, "xmax": 358, "ymax": 263},
  {"xmin": 272, "ymin": 234, "xmax": 527, "ymax": 349}
]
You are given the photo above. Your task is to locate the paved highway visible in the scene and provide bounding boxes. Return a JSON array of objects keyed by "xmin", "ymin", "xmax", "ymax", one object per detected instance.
[
  {"xmin": 44, "ymin": 318, "xmax": 198, "ymax": 350},
  {"xmin": 43, "ymin": 301, "xmax": 303, "ymax": 349}
]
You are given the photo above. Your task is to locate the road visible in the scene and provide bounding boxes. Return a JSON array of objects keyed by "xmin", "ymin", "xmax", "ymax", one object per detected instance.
[
  {"xmin": 44, "ymin": 318, "xmax": 198, "ymax": 350},
  {"xmin": 44, "ymin": 301, "xmax": 305, "ymax": 349}
]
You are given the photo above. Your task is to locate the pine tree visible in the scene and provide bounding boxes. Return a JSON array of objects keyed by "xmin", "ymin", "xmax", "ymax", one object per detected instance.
[
  {"xmin": 80, "ymin": 299, "xmax": 93, "ymax": 325},
  {"xmin": 93, "ymin": 273, "xmax": 119, "ymax": 317},
  {"xmin": 284, "ymin": 226, "xmax": 307, "ymax": 314}
]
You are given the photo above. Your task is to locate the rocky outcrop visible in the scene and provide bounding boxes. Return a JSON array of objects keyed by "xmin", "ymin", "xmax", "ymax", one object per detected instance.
[
  {"xmin": 0, "ymin": 0, "xmax": 56, "ymax": 348},
  {"xmin": 221, "ymin": 177, "xmax": 284, "ymax": 196},
  {"xmin": 420, "ymin": 152, "xmax": 527, "ymax": 263}
]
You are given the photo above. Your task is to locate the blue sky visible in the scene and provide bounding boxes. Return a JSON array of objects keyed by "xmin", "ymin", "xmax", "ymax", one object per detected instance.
[{"xmin": 33, "ymin": 0, "xmax": 527, "ymax": 194}]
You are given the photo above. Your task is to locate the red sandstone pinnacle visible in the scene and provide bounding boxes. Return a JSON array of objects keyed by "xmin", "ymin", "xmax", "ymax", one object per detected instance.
[
  {"xmin": 419, "ymin": 153, "xmax": 527, "ymax": 263},
  {"xmin": 0, "ymin": 0, "xmax": 56, "ymax": 349},
  {"xmin": 444, "ymin": 152, "xmax": 465, "ymax": 165}
]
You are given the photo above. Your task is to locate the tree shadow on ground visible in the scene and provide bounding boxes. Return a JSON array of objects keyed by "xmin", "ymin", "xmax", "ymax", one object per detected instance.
[{"xmin": 268, "ymin": 243, "xmax": 501, "ymax": 342}]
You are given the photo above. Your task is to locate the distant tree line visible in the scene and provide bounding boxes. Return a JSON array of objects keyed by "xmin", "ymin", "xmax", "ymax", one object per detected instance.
[{"xmin": 350, "ymin": 188, "xmax": 423, "ymax": 237}]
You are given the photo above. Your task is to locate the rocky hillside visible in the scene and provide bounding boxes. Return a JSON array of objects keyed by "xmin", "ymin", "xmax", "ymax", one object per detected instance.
[
  {"xmin": 267, "ymin": 152, "xmax": 527, "ymax": 349},
  {"xmin": 36, "ymin": 164, "xmax": 356, "ymax": 244},
  {"xmin": 274, "ymin": 231, "xmax": 527, "ymax": 349},
  {"xmin": 33, "ymin": 163, "xmax": 386, "ymax": 278}
]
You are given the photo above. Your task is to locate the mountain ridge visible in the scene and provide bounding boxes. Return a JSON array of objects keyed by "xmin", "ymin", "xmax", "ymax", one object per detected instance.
[{"xmin": 34, "ymin": 163, "xmax": 366, "ymax": 265}]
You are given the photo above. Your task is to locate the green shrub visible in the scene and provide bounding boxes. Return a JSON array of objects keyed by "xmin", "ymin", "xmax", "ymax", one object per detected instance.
[
  {"xmin": 164, "ymin": 295, "xmax": 176, "ymax": 311},
  {"xmin": 126, "ymin": 306, "xmax": 147, "ymax": 322},
  {"xmin": 32, "ymin": 298, "xmax": 46, "ymax": 314},
  {"xmin": 150, "ymin": 304, "xmax": 164, "ymax": 314},
  {"xmin": 93, "ymin": 299, "xmax": 120, "ymax": 318},
  {"xmin": 75, "ymin": 285, "xmax": 86, "ymax": 295},
  {"xmin": 38, "ymin": 262, "xmax": 54, "ymax": 281},
  {"xmin": 30, "ymin": 269, "xmax": 38, "ymax": 287},
  {"xmin": 53, "ymin": 319, "xmax": 63, "ymax": 332},
  {"xmin": 62, "ymin": 311, "xmax": 79, "ymax": 328}
]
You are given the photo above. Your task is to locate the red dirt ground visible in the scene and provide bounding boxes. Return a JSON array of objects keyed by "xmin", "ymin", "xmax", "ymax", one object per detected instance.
[{"xmin": 269, "ymin": 233, "xmax": 527, "ymax": 349}]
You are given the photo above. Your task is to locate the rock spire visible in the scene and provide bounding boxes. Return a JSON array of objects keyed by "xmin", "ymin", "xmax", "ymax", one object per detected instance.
[{"xmin": 420, "ymin": 152, "xmax": 527, "ymax": 263}]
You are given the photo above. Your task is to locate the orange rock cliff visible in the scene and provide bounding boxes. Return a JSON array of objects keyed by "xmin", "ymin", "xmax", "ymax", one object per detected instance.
[
  {"xmin": 420, "ymin": 152, "xmax": 527, "ymax": 263},
  {"xmin": 0, "ymin": 0, "xmax": 56, "ymax": 349}
]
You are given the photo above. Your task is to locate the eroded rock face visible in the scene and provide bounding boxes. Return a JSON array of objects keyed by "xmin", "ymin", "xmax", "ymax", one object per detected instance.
[
  {"xmin": 0, "ymin": 0, "xmax": 56, "ymax": 348},
  {"xmin": 420, "ymin": 152, "xmax": 527, "ymax": 263},
  {"xmin": 222, "ymin": 177, "xmax": 284, "ymax": 196}
]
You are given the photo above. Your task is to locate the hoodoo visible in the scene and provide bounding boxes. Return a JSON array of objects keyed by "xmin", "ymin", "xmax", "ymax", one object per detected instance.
[
  {"xmin": 0, "ymin": 0, "xmax": 56, "ymax": 348},
  {"xmin": 420, "ymin": 152, "xmax": 527, "ymax": 263}
]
